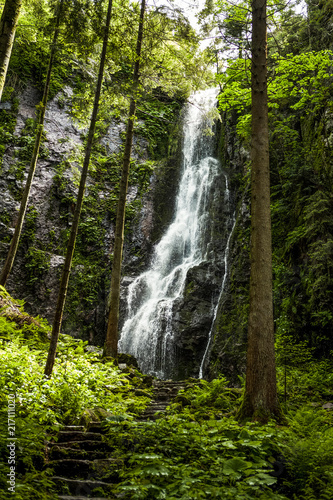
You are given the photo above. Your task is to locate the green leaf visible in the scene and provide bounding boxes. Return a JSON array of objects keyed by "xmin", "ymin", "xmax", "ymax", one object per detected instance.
[
  {"xmin": 220, "ymin": 440, "xmax": 237, "ymax": 449},
  {"xmin": 223, "ymin": 457, "xmax": 252, "ymax": 475}
]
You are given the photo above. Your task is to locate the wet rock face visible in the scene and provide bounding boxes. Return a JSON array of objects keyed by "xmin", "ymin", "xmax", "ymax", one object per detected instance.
[
  {"xmin": 171, "ymin": 266, "xmax": 220, "ymax": 379},
  {"xmin": 169, "ymin": 170, "xmax": 234, "ymax": 380},
  {"xmin": 206, "ymin": 116, "xmax": 251, "ymax": 384},
  {"xmin": 0, "ymin": 85, "xmax": 69, "ymax": 320},
  {"xmin": 0, "ymin": 84, "xmax": 154, "ymax": 337}
]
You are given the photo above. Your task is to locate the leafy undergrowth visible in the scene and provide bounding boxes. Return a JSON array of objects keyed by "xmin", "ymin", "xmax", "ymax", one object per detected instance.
[
  {"xmin": 108, "ymin": 416, "xmax": 285, "ymax": 499},
  {"xmin": 102, "ymin": 362, "xmax": 333, "ymax": 499},
  {"xmin": 0, "ymin": 286, "xmax": 152, "ymax": 499},
  {"xmin": 1, "ymin": 286, "xmax": 333, "ymax": 499}
]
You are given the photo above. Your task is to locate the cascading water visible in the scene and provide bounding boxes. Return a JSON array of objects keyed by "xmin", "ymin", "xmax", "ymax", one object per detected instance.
[{"xmin": 119, "ymin": 88, "xmax": 233, "ymax": 378}]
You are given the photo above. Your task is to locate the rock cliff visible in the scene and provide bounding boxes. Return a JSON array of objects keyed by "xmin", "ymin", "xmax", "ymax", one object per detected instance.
[{"xmin": 0, "ymin": 84, "xmax": 182, "ymax": 346}]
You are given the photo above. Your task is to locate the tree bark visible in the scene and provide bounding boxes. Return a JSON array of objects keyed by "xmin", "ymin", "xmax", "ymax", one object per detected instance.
[
  {"xmin": 104, "ymin": 0, "xmax": 146, "ymax": 358},
  {"xmin": 0, "ymin": 0, "xmax": 22, "ymax": 100},
  {"xmin": 237, "ymin": 0, "xmax": 282, "ymax": 422},
  {"xmin": 44, "ymin": 0, "xmax": 113, "ymax": 377},
  {"xmin": 0, "ymin": 0, "xmax": 63, "ymax": 287}
]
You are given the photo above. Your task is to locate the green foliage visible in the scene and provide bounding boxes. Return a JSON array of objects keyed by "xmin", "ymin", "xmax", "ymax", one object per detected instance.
[
  {"xmin": 276, "ymin": 353, "xmax": 333, "ymax": 410},
  {"xmin": 272, "ymin": 189, "xmax": 333, "ymax": 353},
  {"xmin": 0, "ymin": 288, "xmax": 153, "ymax": 499},
  {"xmin": 0, "ymin": 0, "xmax": 208, "ymax": 342},
  {"xmin": 215, "ymin": 4, "xmax": 333, "ymax": 357},
  {"xmin": 0, "ymin": 89, "xmax": 19, "ymax": 164},
  {"xmin": 0, "ymin": 408, "xmax": 57, "ymax": 500},
  {"xmin": 269, "ymin": 51, "xmax": 333, "ymax": 114},
  {"xmin": 106, "ymin": 414, "xmax": 287, "ymax": 499},
  {"xmin": 217, "ymin": 50, "xmax": 333, "ymax": 118},
  {"xmin": 21, "ymin": 206, "xmax": 39, "ymax": 243},
  {"xmin": 1, "ymin": 288, "xmax": 333, "ymax": 500},
  {"xmin": 24, "ymin": 247, "xmax": 51, "ymax": 285},
  {"xmin": 101, "ymin": 366, "xmax": 333, "ymax": 500},
  {"xmin": 282, "ymin": 408, "xmax": 333, "ymax": 500},
  {"xmin": 171, "ymin": 378, "xmax": 240, "ymax": 418},
  {"xmin": 0, "ymin": 293, "xmax": 152, "ymax": 425},
  {"xmin": 136, "ymin": 97, "xmax": 183, "ymax": 158}
]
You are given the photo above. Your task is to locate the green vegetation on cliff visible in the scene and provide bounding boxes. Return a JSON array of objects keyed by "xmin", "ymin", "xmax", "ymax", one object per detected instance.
[
  {"xmin": 209, "ymin": 0, "xmax": 333, "ymax": 382},
  {"xmin": 0, "ymin": 0, "xmax": 213, "ymax": 339}
]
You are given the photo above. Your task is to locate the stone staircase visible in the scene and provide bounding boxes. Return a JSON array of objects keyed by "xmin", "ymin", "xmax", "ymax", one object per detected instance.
[
  {"xmin": 47, "ymin": 423, "xmax": 118, "ymax": 499},
  {"xmin": 138, "ymin": 379, "xmax": 191, "ymax": 420},
  {"xmin": 46, "ymin": 379, "xmax": 198, "ymax": 499}
]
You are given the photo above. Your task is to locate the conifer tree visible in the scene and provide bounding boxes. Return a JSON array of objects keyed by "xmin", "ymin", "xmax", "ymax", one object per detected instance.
[
  {"xmin": 0, "ymin": 0, "xmax": 22, "ymax": 100},
  {"xmin": 237, "ymin": 0, "xmax": 282, "ymax": 422},
  {"xmin": 0, "ymin": 0, "xmax": 63, "ymax": 287},
  {"xmin": 104, "ymin": 0, "xmax": 146, "ymax": 359},
  {"xmin": 44, "ymin": 0, "xmax": 114, "ymax": 377}
]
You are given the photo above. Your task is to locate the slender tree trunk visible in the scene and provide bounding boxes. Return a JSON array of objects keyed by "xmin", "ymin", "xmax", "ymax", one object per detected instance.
[
  {"xmin": 237, "ymin": 0, "xmax": 282, "ymax": 422},
  {"xmin": 0, "ymin": 0, "xmax": 22, "ymax": 100},
  {"xmin": 44, "ymin": 0, "xmax": 113, "ymax": 377},
  {"xmin": 104, "ymin": 0, "xmax": 146, "ymax": 358},
  {"xmin": 0, "ymin": 0, "xmax": 63, "ymax": 287}
]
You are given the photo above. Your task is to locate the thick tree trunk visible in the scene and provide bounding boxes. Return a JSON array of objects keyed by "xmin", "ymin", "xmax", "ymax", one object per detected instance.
[
  {"xmin": 237, "ymin": 0, "xmax": 282, "ymax": 422},
  {"xmin": 0, "ymin": 0, "xmax": 63, "ymax": 287},
  {"xmin": 0, "ymin": 0, "xmax": 22, "ymax": 100},
  {"xmin": 104, "ymin": 0, "xmax": 146, "ymax": 358},
  {"xmin": 44, "ymin": 0, "xmax": 113, "ymax": 377}
]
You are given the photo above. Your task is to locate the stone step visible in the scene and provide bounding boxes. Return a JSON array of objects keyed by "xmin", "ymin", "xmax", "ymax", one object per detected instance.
[
  {"xmin": 49, "ymin": 381, "xmax": 201, "ymax": 495},
  {"xmin": 52, "ymin": 476, "xmax": 115, "ymax": 497},
  {"xmin": 58, "ymin": 496, "xmax": 110, "ymax": 500},
  {"xmin": 143, "ymin": 407, "xmax": 169, "ymax": 413},
  {"xmin": 49, "ymin": 445, "xmax": 108, "ymax": 461},
  {"xmin": 50, "ymin": 458, "xmax": 121, "ymax": 480},
  {"xmin": 154, "ymin": 391, "xmax": 179, "ymax": 397},
  {"xmin": 146, "ymin": 403, "xmax": 170, "ymax": 408},
  {"xmin": 62, "ymin": 426, "xmax": 85, "ymax": 432},
  {"xmin": 139, "ymin": 411, "xmax": 170, "ymax": 421},
  {"xmin": 135, "ymin": 379, "xmax": 199, "ymax": 421},
  {"xmin": 147, "ymin": 401, "xmax": 170, "ymax": 407},
  {"xmin": 153, "ymin": 383, "xmax": 186, "ymax": 390},
  {"xmin": 48, "ymin": 440, "xmax": 110, "ymax": 452},
  {"xmin": 57, "ymin": 431, "xmax": 103, "ymax": 443},
  {"xmin": 87, "ymin": 422, "xmax": 105, "ymax": 433},
  {"xmin": 153, "ymin": 392, "xmax": 174, "ymax": 401},
  {"xmin": 153, "ymin": 380, "xmax": 191, "ymax": 387},
  {"xmin": 154, "ymin": 382, "xmax": 183, "ymax": 388},
  {"xmin": 140, "ymin": 407, "xmax": 169, "ymax": 416}
]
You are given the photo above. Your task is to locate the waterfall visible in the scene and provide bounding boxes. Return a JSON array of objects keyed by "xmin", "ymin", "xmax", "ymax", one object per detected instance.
[{"xmin": 119, "ymin": 88, "xmax": 231, "ymax": 378}]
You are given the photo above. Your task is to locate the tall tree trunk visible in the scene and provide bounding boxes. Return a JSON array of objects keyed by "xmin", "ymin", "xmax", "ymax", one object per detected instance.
[
  {"xmin": 237, "ymin": 0, "xmax": 282, "ymax": 422},
  {"xmin": 0, "ymin": 0, "xmax": 63, "ymax": 287},
  {"xmin": 44, "ymin": 0, "xmax": 113, "ymax": 377},
  {"xmin": 104, "ymin": 0, "xmax": 146, "ymax": 358},
  {"xmin": 0, "ymin": 0, "xmax": 22, "ymax": 100}
]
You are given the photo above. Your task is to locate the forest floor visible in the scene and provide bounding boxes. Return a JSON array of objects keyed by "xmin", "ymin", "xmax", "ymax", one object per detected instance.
[{"xmin": 1, "ymin": 285, "xmax": 333, "ymax": 500}]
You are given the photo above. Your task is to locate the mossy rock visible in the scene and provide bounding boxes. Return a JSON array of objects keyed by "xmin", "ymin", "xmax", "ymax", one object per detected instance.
[
  {"xmin": 79, "ymin": 407, "xmax": 113, "ymax": 427},
  {"xmin": 174, "ymin": 395, "xmax": 191, "ymax": 407},
  {"xmin": 117, "ymin": 352, "xmax": 139, "ymax": 369},
  {"xmin": 141, "ymin": 374, "xmax": 154, "ymax": 387},
  {"xmin": 0, "ymin": 285, "xmax": 49, "ymax": 341},
  {"xmin": 134, "ymin": 389, "xmax": 152, "ymax": 398}
]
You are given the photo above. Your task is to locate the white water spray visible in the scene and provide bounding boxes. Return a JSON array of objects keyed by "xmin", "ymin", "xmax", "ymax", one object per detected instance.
[{"xmin": 119, "ymin": 88, "xmax": 231, "ymax": 378}]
